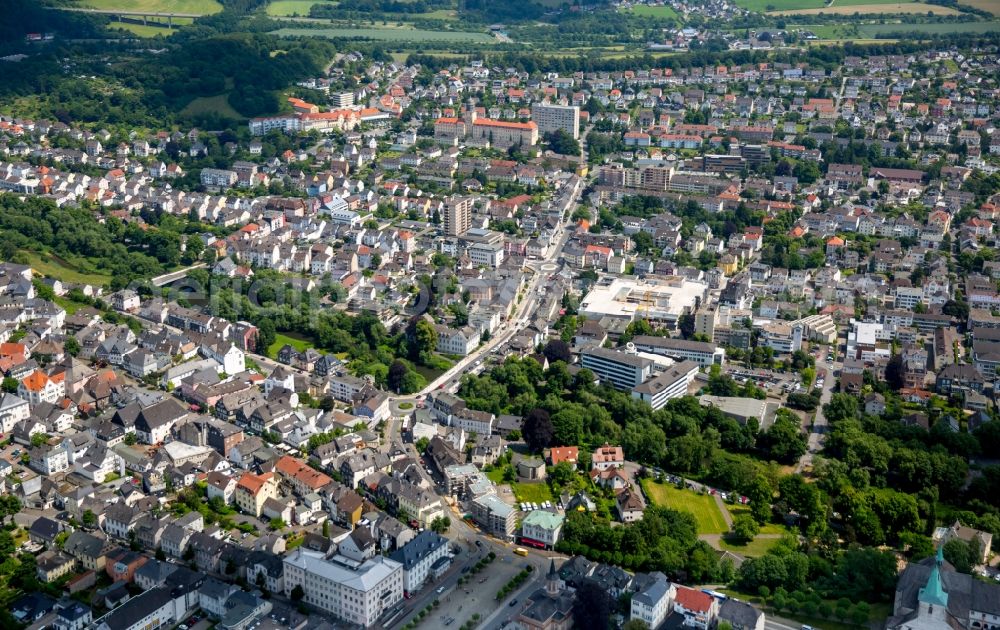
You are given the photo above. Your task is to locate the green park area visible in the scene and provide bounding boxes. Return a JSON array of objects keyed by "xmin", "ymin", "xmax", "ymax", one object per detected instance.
[
  {"xmin": 641, "ymin": 479, "xmax": 729, "ymax": 535},
  {"xmin": 267, "ymin": 332, "xmax": 316, "ymax": 359}
]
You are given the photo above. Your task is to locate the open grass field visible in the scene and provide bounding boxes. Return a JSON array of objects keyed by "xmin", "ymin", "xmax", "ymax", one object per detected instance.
[
  {"xmin": 274, "ymin": 26, "xmax": 495, "ymax": 42},
  {"xmin": 113, "ymin": 23, "xmax": 178, "ymax": 36},
  {"xmin": 512, "ymin": 482, "xmax": 554, "ymax": 505},
  {"xmin": 772, "ymin": 2, "xmax": 960, "ymax": 14},
  {"xmin": 266, "ymin": 332, "xmax": 315, "ymax": 359},
  {"xmin": 727, "ymin": 505, "xmax": 788, "ymax": 535},
  {"xmin": 857, "ymin": 19, "xmax": 1000, "ymax": 34},
  {"xmin": 75, "ymin": 0, "xmax": 222, "ymax": 14},
  {"xmin": 266, "ymin": 0, "xmax": 338, "ymax": 16},
  {"xmin": 180, "ymin": 93, "xmax": 244, "ymax": 119},
  {"xmin": 627, "ymin": 5, "xmax": 680, "ymax": 19},
  {"xmin": 22, "ymin": 251, "xmax": 111, "ymax": 286},
  {"xmin": 963, "ymin": 0, "xmax": 1000, "ymax": 14},
  {"xmin": 716, "ymin": 535, "xmax": 783, "ymax": 557},
  {"xmin": 734, "ymin": 0, "xmax": 827, "ymax": 12},
  {"xmin": 641, "ymin": 479, "xmax": 729, "ymax": 535}
]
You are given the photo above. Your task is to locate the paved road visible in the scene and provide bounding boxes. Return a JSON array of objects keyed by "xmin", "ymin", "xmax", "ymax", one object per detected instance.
[{"xmin": 795, "ymin": 340, "xmax": 842, "ymax": 474}]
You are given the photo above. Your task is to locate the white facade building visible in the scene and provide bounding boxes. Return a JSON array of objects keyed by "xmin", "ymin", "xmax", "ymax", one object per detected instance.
[{"xmin": 283, "ymin": 549, "xmax": 403, "ymax": 628}]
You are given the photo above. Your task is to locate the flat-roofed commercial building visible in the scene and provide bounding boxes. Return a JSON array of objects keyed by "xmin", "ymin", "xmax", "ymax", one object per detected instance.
[
  {"xmin": 631, "ymin": 360, "xmax": 700, "ymax": 410},
  {"xmin": 581, "ymin": 346, "xmax": 653, "ymax": 390},
  {"xmin": 631, "ymin": 335, "xmax": 725, "ymax": 367}
]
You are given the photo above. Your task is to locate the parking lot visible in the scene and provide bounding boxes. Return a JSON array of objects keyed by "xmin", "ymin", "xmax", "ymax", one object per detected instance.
[
  {"xmin": 722, "ymin": 366, "xmax": 805, "ymax": 396},
  {"xmin": 410, "ymin": 550, "xmax": 531, "ymax": 629}
]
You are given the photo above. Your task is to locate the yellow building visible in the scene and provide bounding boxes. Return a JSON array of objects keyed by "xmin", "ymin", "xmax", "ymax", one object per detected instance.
[
  {"xmin": 719, "ymin": 254, "xmax": 739, "ymax": 276},
  {"xmin": 235, "ymin": 472, "xmax": 278, "ymax": 517}
]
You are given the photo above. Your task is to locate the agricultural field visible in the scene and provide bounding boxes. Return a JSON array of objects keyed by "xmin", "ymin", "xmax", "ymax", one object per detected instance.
[
  {"xmin": 266, "ymin": 0, "xmax": 338, "ymax": 17},
  {"xmin": 772, "ymin": 2, "xmax": 961, "ymax": 14},
  {"xmin": 856, "ymin": 19, "xmax": 1000, "ymax": 34},
  {"xmin": 627, "ymin": 4, "xmax": 680, "ymax": 19},
  {"xmin": 734, "ymin": 0, "xmax": 827, "ymax": 13},
  {"xmin": 180, "ymin": 93, "xmax": 244, "ymax": 119},
  {"xmin": 641, "ymin": 479, "xmax": 729, "ymax": 535},
  {"xmin": 962, "ymin": 0, "xmax": 1000, "ymax": 15},
  {"xmin": 274, "ymin": 26, "xmax": 496, "ymax": 42},
  {"xmin": 74, "ymin": 0, "xmax": 222, "ymax": 14}
]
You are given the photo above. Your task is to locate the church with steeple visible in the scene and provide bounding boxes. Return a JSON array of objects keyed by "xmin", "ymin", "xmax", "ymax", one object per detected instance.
[
  {"xmin": 513, "ymin": 560, "xmax": 577, "ymax": 630},
  {"xmin": 887, "ymin": 545, "xmax": 1000, "ymax": 630}
]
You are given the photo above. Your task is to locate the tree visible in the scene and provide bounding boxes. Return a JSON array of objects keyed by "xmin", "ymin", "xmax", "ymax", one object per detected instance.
[
  {"xmin": 543, "ymin": 339, "xmax": 572, "ymax": 364},
  {"xmin": 523, "ymin": 407, "xmax": 555, "ymax": 452},
  {"xmin": 884, "ymin": 354, "xmax": 905, "ymax": 391},
  {"xmin": 322, "ymin": 520, "xmax": 330, "ymax": 537},
  {"xmin": 291, "ymin": 584, "xmax": 305, "ymax": 602},
  {"xmin": 573, "ymin": 580, "xmax": 612, "ymax": 630},
  {"xmin": 269, "ymin": 518, "xmax": 286, "ymax": 531},
  {"xmin": 758, "ymin": 414, "xmax": 807, "ymax": 464},
  {"xmin": 124, "ymin": 432, "xmax": 138, "ymax": 446},
  {"xmin": 64, "ymin": 336, "xmax": 80, "ymax": 357},
  {"xmin": 1, "ymin": 377, "xmax": 17, "ymax": 393},
  {"xmin": 81, "ymin": 509, "xmax": 97, "ymax": 529},
  {"xmin": 156, "ymin": 546, "xmax": 166, "ymax": 561},
  {"xmin": 431, "ymin": 516, "xmax": 451, "ymax": 534},
  {"xmin": 730, "ymin": 514, "xmax": 760, "ymax": 544},
  {"xmin": 388, "ymin": 360, "xmax": 408, "ymax": 393},
  {"xmin": 0, "ymin": 495, "xmax": 21, "ymax": 524},
  {"xmin": 942, "ymin": 538, "xmax": 973, "ymax": 574},
  {"xmin": 256, "ymin": 319, "xmax": 276, "ymax": 354},
  {"xmin": 623, "ymin": 621, "xmax": 650, "ymax": 630},
  {"xmin": 412, "ymin": 319, "xmax": 438, "ymax": 360},
  {"xmin": 415, "ymin": 437, "xmax": 430, "ymax": 453},
  {"xmin": 31, "ymin": 432, "xmax": 48, "ymax": 448}
]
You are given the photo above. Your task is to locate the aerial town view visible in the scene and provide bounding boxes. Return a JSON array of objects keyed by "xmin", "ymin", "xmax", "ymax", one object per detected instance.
[{"xmin": 0, "ymin": 0, "xmax": 999, "ymax": 629}]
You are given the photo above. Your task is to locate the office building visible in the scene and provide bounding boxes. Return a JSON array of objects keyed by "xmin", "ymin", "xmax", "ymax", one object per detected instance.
[
  {"xmin": 471, "ymin": 494, "xmax": 517, "ymax": 540},
  {"xmin": 580, "ymin": 347, "xmax": 653, "ymax": 390},
  {"xmin": 282, "ymin": 549, "xmax": 403, "ymax": 628},
  {"xmin": 579, "ymin": 276, "xmax": 709, "ymax": 329},
  {"xmin": 630, "ymin": 336, "xmax": 725, "ymax": 366},
  {"xmin": 520, "ymin": 510, "xmax": 565, "ymax": 549},
  {"xmin": 531, "ymin": 103, "xmax": 581, "ymax": 139},
  {"xmin": 631, "ymin": 360, "xmax": 700, "ymax": 410}
]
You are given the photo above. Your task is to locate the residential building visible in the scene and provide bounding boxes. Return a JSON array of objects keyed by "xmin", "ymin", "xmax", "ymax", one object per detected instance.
[
  {"xmin": 389, "ymin": 531, "xmax": 451, "ymax": 594},
  {"xmin": 531, "ymin": 103, "xmax": 581, "ymax": 139},
  {"xmin": 471, "ymin": 494, "xmax": 517, "ymax": 540},
  {"xmin": 631, "ymin": 574, "xmax": 675, "ymax": 630}
]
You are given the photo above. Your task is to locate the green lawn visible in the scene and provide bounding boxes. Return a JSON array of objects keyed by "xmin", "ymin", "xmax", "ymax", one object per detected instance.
[
  {"xmin": 274, "ymin": 26, "xmax": 496, "ymax": 42},
  {"xmin": 266, "ymin": 0, "xmax": 338, "ymax": 16},
  {"xmin": 728, "ymin": 505, "xmax": 787, "ymax": 535},
  {"xmin": 485, "ymin": 467, "xmax": 507, "ymax": 484},
  {"xmin": 716, "ymin": 534, "xmax": 783, "ymax": 557},
  {"xmin": 75, "ymin": 0, "xmax": 222, "ymax": 14},
  {"xmin": 627, "ymin": 4, "xmax": 680, "ymax": 19},
  {"xmin": 267, "ymin": 332, "xmax": 316, "ymax": 359},
  {"xmin": 112, "ymin": 23, "xmax": 179, "ymax": 37},
  {"xmin": 733, "ymin": 0, "xmax": 827, "ymax": 12},
  {"xmin": 512, "ymin": 482, "xmax": 554, "ymax": 504},
  {"xmin": 23, "ymin": 251, "xmax": 111, "ymax": 286},
  {"xmin": 641, "ymin": 479, "xmax": 729, "ymax": 535}
]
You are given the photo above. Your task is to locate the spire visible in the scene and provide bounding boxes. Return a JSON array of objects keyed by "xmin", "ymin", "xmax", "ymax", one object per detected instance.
[
  {"xmin": 548, "ymin": 559, "xmax": 557, "ymax": 579},
  {"xmin": 918, "ymin": 546, "xmax": 949, "ymax": 608}
]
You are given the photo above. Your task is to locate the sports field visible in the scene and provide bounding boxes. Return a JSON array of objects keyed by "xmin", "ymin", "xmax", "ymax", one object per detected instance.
[
  {"xmin": 275, "ymin": 26, "xmax": 495, "ymax": 42},
  {"xmin": 772, "ymin": 2, "xmax": 960, "ymax": 14},
  {"xmin": 641, "ymin": 479, "xmax": 729, "ymax": 535},
  {"xmin": 76, "ymin": 0, "xmax": 222, "ymax": 14}
]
